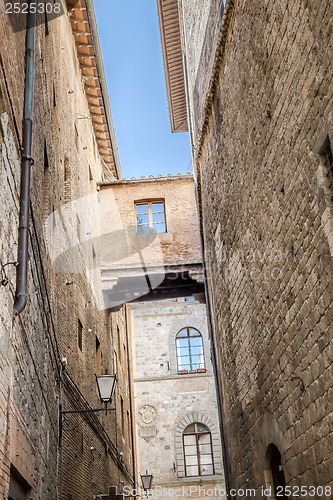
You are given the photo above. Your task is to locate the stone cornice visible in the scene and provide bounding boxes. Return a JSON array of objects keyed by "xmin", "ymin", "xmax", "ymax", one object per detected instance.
[{"xmin": 134, "ymin": 373, "xmax": 213, "ymax": 383}]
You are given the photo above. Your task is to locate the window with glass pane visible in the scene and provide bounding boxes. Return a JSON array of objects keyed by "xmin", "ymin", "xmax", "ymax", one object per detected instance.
[
  {"xmin": 183, "ymin": 423, "xmax": 214, "ymax": 477},
  {"xmin": 176, "ymin": 327, "xmax": 205, "ymax": 372},
  {"xmin": 135, "ymin": 201, "xmax": 166, "ymax": 234},
  {"xmin": 136, "ymin": 203, "xmax": 149, "ymax": 234}
]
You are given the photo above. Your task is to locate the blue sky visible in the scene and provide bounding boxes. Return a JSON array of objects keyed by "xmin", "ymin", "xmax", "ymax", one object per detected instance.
[{"xmin": 94, "ymin": 0, "xmax": 191, "ymax": 179}]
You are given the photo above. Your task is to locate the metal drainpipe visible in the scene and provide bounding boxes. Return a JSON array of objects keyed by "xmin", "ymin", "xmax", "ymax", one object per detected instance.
[
  {"xmin": 14, "ymin": 4, "xmax": 36, "ymax": 316},
  {"xmin": 125, "ymin": 304, "xmax": 137, "ymax": 495}
]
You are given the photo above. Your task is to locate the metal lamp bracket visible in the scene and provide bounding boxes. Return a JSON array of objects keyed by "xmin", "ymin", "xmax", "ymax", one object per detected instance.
[
  {"xmin": 59, "ymin": 403, "xmax": 116, "ymax": 447},
  {"xmin": 1, "ymin": 261, "xmax": 19, "ymax": 287}
]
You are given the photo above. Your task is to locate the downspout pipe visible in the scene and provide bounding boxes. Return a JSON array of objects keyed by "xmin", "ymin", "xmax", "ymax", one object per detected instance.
[
  {"xmin": 14, "ymin": 5, "xmax": 36, "ymax": 316},
  {"xmin": 125, "ymin": 305, "xmax": 137, "ymax": 494}
]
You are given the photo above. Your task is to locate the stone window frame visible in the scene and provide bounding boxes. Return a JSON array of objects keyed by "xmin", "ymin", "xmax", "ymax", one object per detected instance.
[
  {"xmin": 175, "ymin": 411, "xmax": 223, "ymax": 478},
  {"xmin": 169, "ymin": 318, "xmax": 211, "ymax": 375},
  {"xmin": 183, "ymin": 422, "xmax": 214, "ymax": 477}
]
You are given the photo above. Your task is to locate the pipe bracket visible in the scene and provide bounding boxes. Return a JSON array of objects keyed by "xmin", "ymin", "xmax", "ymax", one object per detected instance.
[
  {"xmin": 20, "ymin": 148, "xmax": 35, "ymax": 165},
  {"xmin": 1, "ymin": 261, "xmax": 19, "ymax": 287}
]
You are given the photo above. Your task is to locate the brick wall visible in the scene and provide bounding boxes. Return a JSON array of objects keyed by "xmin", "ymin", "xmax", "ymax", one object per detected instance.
[
  {"xmin": 0, "ymin": 65, "xmax": 59, "ymax": 499},
  {"xmin": 100, "ymin": 175, "xmax": 202, "ymax": 267},
  {"xmin": 182, "ymin": 0, "xmax": 333, "ymax": 494}
]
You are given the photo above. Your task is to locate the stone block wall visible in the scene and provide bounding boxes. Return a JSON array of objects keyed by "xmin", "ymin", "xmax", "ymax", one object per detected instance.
[
  {"xmin": 181, "ymin": 0, "xmax": 333, "ymax": 494},
  {"xmin": 131, "ymin": 299, "xmax": 226, "ymax": 499}
]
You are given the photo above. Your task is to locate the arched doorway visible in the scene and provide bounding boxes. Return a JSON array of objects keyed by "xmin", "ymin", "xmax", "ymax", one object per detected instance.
[{"xmin": 264, "ymin": 444, "xmax": 288, "ymax": 499}]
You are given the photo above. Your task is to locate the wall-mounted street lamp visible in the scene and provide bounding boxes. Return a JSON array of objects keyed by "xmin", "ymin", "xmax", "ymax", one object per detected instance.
[
  {"xmin": 140, "ymin": 471, "xmax": 153, "ymax": 497},
  {"xmin": 96, "ymin": 374, "xmax": 117, "ymax": 405},
  {"xmin": 59, "ymin": 373, "xmax": 117, "ymax": 446}
]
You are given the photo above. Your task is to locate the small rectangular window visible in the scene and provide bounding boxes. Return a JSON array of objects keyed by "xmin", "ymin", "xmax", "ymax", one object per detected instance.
[
  {"xmin": 127, "ymin": 410, "xmax": 131, "ymax": 443},
  {"xmin": 96, "ymin": 336, "xmax": 101, "ymax": 376},
  {"xmin": 78, "ymin": 319, "xmax": 83, "ymax": 351},
  {"xmin": 42, "ymin": 141, "xmax": 50, "ymax": 220},
  {"xmin": 121, "ymin": 396, "xmax": 124, "ymax": 433},
  {"xmin": 44, "ymin": 9, "xmax": 49, "ymax": 36},
  {"xmin": 136, "ymin": 200, "xmax": 166, "ymax": 234},
  {"xmin": 117, "ymin": 325, "xmax": 121, "ymax": 363}
]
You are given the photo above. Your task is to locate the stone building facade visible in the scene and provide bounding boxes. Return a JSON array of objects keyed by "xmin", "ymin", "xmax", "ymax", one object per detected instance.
[
  {"xmin": 99, "ymin": 174, "xmax": 205, "ymax": 308},
  {"xmin": 158, "ymin": 0, "xmax": 333, "ymax": 497},
  {"xmin": 99, "ymin": 173, "xmax": 226, "ymax": 498},
  {"xmin": 0, "ymin": 1, "xmax": 136, "ymax": 499},
  {"xmin": 130, "ymin": 298, "xmax": 225, "ymax": 500}
]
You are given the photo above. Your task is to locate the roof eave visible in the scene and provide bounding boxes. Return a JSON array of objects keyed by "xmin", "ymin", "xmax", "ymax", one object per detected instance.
[{"xmin": 156, "ymin": 0, "xmax": 188, "ymax": 134}]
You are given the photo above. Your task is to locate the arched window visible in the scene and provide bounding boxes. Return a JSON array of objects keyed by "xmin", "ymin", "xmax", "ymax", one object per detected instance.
[
  {"xmin": 264, "ymin": 444, "xmax": 287, "ymax": 499},
  {"xmin": 183, "ymin": 423, "xmax": 214, "ymax": 477},
  {"xmin": 176, "ymin": 327, "xmax": 205, "ymax": 373}
]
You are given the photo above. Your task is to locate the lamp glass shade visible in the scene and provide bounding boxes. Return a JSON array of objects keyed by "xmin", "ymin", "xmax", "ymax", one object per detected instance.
[
  {"xmin": 141, "ymin": 472, "xmax": 153, "ymax": 491},
  {"xmin": 96, "ymin": 374, "xmax": 116, "ymax": 404}
]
